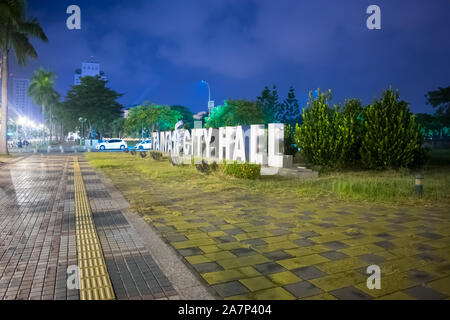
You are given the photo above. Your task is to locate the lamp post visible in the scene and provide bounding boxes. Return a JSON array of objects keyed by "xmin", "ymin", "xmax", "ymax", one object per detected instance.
[
  {"xmin": 201, "ymin": 80, "xmax": 214, "ymax": 116},
  {"xmin": 415, "ymin": 174, "xmax": 424, "ymax": 197},
  {"xmin": 201, "ymin": 80, "xmax": 210, "ymax": 102},
  {"xmin": 17, "ymin": 116, "xmax": 29, "ymax": 146},
  {"xmin": 79, "ymin": 117, "xmax": 86, "ymax": 145}
]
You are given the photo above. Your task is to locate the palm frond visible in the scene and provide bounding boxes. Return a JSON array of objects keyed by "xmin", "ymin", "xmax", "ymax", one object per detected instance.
[
  {"xmin": 19, "ymin": 17, "xmax": 48, "ymax": 42},
  {"xmin": 0, "ymin": 0, "xmax": 46, "ymax": 65},
  {"xmin": 10, "ymin": 31, "xmax": 37, "ymax": 65}
]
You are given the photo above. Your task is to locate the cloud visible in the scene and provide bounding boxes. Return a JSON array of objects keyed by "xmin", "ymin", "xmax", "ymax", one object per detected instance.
[{"xmin": 21, "ymin": 0, "xmax": 450, "ymax": 113}]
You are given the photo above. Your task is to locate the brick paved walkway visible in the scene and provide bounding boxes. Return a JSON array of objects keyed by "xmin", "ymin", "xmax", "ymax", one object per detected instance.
[
  {"xmin": 90, "ymin": 153, "xmax": 450, "ymax": 300},
  {"xmin": 0, "ymin": 155, "xmax": 179, "ymax": 300}
]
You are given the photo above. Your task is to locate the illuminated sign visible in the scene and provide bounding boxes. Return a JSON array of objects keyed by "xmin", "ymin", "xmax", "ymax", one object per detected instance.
[{"xmin": 152, "ymin": 123, "xmax": 288, "ymax": 168}]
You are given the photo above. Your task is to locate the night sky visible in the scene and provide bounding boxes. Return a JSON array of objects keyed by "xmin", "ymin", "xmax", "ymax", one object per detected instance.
[{"xmin": 12, "ymin": 0, "xmax": 450, "ymax": 114}]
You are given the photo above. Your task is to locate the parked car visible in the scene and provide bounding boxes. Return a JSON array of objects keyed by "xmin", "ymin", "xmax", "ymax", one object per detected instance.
[
  {"xmin": 95, "ymin": 139, "xmax": 128, "ymax": 151},
  {"xmin": 135, "ymin": 139, "xmax": 152, "ymax": 150}
]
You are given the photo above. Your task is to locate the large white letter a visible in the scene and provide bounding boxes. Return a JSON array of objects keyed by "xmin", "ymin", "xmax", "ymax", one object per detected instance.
[
  {"xmin": 66, "ymin": 5, "xmax": 81, "ymax": 30},
  {"xmin": 366, "ymin": 5, "xmax": 381, "ymax": 30}
]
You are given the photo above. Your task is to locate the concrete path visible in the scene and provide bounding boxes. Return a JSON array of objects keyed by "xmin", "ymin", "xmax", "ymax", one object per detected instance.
[{"xmin": 0, "ymin": 155, "xmax": 211, "ymax": 300}]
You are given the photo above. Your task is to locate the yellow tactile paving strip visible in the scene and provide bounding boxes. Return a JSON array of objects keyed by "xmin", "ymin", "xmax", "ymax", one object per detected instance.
[{"xmin": 73, "ymin": 157, "xmax": 115, "ymax": 300}]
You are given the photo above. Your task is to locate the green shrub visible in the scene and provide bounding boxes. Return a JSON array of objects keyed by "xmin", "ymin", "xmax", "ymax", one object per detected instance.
[
  {"xmin": 210, "ymin": 161, "xmax": 219, "ymax": 171},
  {"xmin": 195, "ymin": 160, "xmax": 211, "ymax": 174},
  {"xmin": 342, "ymin": 98, "xmax": 364, "ymax": 165},
  {"xmin": 294, "ymin": 89, "xmax": 356, "ymax": 168},
  {"xmin": 149, "ymin": 151, "xmax": 162, "ymax": 160},
  {"xmin": 224, "ymin": 162, "xmax": 261, "ymax": 179},
  {"xmin": 360, "ymin": 88, "xmax": 426, "ymax": 169},
  {"xmin": 284, "ymin": 124, "xmax": 298, "ymax": 156}
]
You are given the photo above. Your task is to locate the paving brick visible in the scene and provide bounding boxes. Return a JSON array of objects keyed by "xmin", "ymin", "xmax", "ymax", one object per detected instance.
[
  {"xmin": 319, "ymin": 251, "xmax": 348, "ymax": 261},
  {"xmin": 230, "ymin": 248, "xmax": 257, "ymax": 257},
  {"xmin": 329, "ymin": 286, "xmax": 373, "ymax": 300},
  {"xmin": 254, "ymin": 262, "xmax": 286, "ymax": 275},
  {"xmin": 291, "ymin": 266, "xmax": 327, "ymax": 280},
  {"xmin": 403, "ymin": 286, "xmax": 446, "ymax": 300},
  {"xmin": 283, "ymin": 281, "xmax": 323, "ymax": 298},
  {"xmin": 212, "ymin": 281, "xmax": 249, "ymax": 298},
  {"xmin": 407, "ymin": 270, "xmax": 435, "ymax": 283},
  {"xmin": 293, "ymin": 238, "xmax": 316, "ymax": 247},
  {"xmin": 357, "ymin": 253, "xmax": 386, "ymax": 264},
  {"xmin": 0, "ymin": 155, "xmax": 178, "ymax": 301},
  {"xmin": 263, "ymin": 250, "xmax": 294, "ymax": 261},
  {"xmin": 192, "ymin": 262, "xmax": 224, "ymax": 274},
  {"xmin": 323, "ymin": 241, "xmax": 349, "ymax": 250}
]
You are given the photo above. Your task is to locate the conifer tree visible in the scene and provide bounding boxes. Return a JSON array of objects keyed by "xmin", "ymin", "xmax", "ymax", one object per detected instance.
[
  {"xmin": 361, "ymin": 87, "xmax": 424, "ymax": 168},
  {"xmin": 278, "ymin": 86, "xmax": 301, "ymax": 126}
]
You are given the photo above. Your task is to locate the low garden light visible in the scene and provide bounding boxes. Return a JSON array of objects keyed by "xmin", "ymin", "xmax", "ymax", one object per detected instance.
[{"xmin": 415, "ymin": 174, "xmax": 424, "ymax": 197}]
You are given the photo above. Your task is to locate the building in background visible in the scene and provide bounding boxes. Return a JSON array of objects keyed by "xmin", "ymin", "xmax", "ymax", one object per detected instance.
[
  {"xmin": 0, "ymin": 75, "xmax": 41, "ymax": 122},
  {"xmin": 12, "ymin": 78, "xmax": 32, "ymax": 118},
  {"xmin": 74, "ymin": 61, "xmax": 107, "ymax": 85},
  {"xmin": 122, "ymin": 104, "xmax": 139, "ymax": 118}
]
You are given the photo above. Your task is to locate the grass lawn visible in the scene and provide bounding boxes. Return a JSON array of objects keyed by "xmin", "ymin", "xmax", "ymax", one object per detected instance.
[
  {"xmin": 0, "ymin": 153, "xmax": 15, "ymax": 158},
  {"xmin": 0, "ymin": 153, "xmax": 18, "ymax": 164},
  {"xmin": 86, "ymin": 149, "xmax": 450, "ymax": 207}
]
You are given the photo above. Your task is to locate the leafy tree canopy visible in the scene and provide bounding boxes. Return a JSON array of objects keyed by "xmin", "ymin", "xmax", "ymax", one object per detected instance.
[
  {"xmin": 415, "ymin": 113, "xmax": 444, "ymax": 137},
  {"xmin": 124, "ymin": 102, "xmax": 182, "ymax": 136},
  {"xmin": 205, "ymin": 99, "xmax": 266, "ymax": 128},
  {"xmin": 63, "ymin": 75, "xmax": 123, "ymax": 138},
  {"xmin": 170, "ymin": 105, "xmax": 194, "ymax": 129},
  {"xmin": 425, "ymin": 86, "xmax": 450, "ymax": 126}
]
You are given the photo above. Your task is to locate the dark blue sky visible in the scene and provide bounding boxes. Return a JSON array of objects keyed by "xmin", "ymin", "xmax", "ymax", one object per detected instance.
[{"xmin": 12, "ymin": 0, "xmax": 450, "ymax": 114}]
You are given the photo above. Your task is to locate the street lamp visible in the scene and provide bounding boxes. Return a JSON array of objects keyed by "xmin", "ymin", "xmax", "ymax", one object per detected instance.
[
  {"xmin": 201, "ymin": 80, "xmax": 214, "ymax": 116},
  {"xmin": 79, "ymin": 117, "xmax": 86, "ymax": 145},
  {"xmin": 201, "ymin": 80, "xmax": 211, "ymax": 102},
  {"xmin": 16, "ymin": 116, "xmax": 33, "ymax": 143}
]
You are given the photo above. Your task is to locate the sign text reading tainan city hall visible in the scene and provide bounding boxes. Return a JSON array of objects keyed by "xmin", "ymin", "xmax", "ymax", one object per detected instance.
[{"xmin": 151, "ymin": 123, "xmax": 290, "ymax": 168}]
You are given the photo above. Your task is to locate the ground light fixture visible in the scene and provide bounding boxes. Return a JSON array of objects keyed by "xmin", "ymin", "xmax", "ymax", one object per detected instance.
[{"xmin": 415, "ymin": 174, "xmax": 424, "ymax": 196}]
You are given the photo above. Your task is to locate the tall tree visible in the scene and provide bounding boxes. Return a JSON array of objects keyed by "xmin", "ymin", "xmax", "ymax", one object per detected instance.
[
  {"xmin": 171, "ymin": 105, "xmax": 194, "ymax": 129},
  {"xmin": 111, "ymin": 117, "xmax": 125, "ymax": 138},
  {"xmin": 361, "ymin": 88, "xmax": 424, "ymax": 169},
  {"xmin": 51, "ymin": 99, "xmax": 68, "ymax": 141},
  {"xmin": 205, "ymin": 99, "xmax": 266, "ymax": 128},
  {"xmin": 156, "ymin": 105, "xmax": 182, "ymax": 131},
  {"xmin": 295, "ymin": 89, "xmax": 353, "ymax": 167},
  {"xmin": 415, "ymin": 113, "xmax": 443, "ymax": 138},
  {"xmin": 0, "ymin": 0, "xmax": 48, "ymax": 154},
  {"xmin": 425, "ymin": 86, "xmax": 450, "ymax": 127},
  {"xmin": 28, "ymin": 68, "xmax": 58, "ymax": 143},
  {"xmin": 124, "ymin": 103, "xmax": 182, "ymax": 137},
  {"xmin": 278, "ymin": 86, "xmax": 301, "ymax": 126},
  {"xmin": 257, "ymin": 85, "xmax": 280, "ymax": 123},
  {"xmin": 64, "ymin": 76, "xmax": 123, "ymax": 139},
  {"xmin": 124, "ymin": 103, "xmax": 153, "ymax": 138}
]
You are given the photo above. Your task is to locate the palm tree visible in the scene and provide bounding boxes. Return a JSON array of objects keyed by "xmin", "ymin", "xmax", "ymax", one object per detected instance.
[
  {"xmin": 28, "ymin": 68, "xmax": 58, "ymax": 144},
  {"xmin": 0, "ymin": 0, "xmax": 48, "ymax": 154}
]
